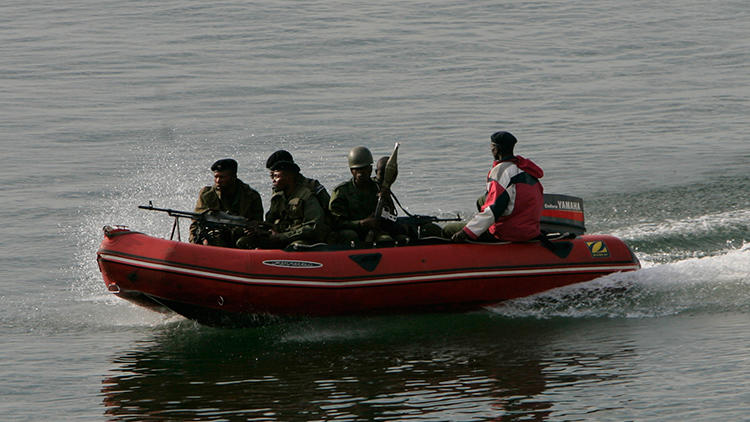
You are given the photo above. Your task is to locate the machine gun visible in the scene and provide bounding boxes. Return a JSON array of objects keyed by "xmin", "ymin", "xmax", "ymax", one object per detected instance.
[
  {"xmin": 396, "ymin": 214, "xmax": 461, "ymax": 226},
  {"xmin": 139, "ymin": 201, "xmax": 268, "ymax": 241},
  {"xmin": 395, "ymin": 213, "xmax": 461, "ymax": 239}
]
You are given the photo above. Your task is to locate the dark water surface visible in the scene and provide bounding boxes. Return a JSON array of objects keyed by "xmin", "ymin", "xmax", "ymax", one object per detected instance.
[
  {"xmin": 97, "ymin": 313, "xmax": 749, "ymax": 421},
  {"xmin": 2, "ymin": 0, "xmax": 749, "ymax": 420}
]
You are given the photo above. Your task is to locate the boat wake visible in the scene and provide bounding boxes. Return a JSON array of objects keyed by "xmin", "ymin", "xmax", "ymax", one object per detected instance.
[
  {"xmin": 489, "ymin": 205, "xmax": 750, "ymax": 319},
  {"xmin": 609, "ymin": 208, "xmax": 750, "ymax": 241},
  {"xmin": 488, "ymin": 242, "xmax": 750, "ymax": 319},
  {"xmin": 609, "ymin": 208, "xmax": 750, "ymax": 265}
]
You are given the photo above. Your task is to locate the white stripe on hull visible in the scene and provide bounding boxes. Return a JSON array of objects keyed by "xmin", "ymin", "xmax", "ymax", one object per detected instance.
[{"xmin": 100, "ymin": 253, "xmax": 639, "ymax": 288}]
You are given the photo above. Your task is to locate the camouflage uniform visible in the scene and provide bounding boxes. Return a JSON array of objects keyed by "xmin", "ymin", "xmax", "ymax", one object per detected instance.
[
  {"xmin": 188, "ymin": 178, "xmax": 264, "ymax": 246},
  {"xmin": 329, "ymin": 177, "xmax": 383, "ymax": 243},
  {"xmin": 265, "ymin": 184, "xmax": 328, "ymax": 246}
]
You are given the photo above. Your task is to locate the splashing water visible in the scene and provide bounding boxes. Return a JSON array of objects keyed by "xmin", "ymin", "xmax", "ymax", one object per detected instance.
[{"xmin": 489, "ymin": 243, "xmax": 750, "ymax": 319}]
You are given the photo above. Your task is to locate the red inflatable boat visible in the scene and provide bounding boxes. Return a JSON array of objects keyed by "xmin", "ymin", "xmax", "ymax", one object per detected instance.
[{"xmin": 97, "ymin": 222, "xmax": 640, "ymax": 325}]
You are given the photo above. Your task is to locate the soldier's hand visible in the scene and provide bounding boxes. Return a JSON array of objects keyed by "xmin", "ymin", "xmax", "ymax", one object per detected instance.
[
  {"xmin": 268, "ymin": 230, "xmax": 282, "ymax": 241},
  {"xmin": 451, "ymin": 230, "xmax": 469, "ymax": 242},
  {"xmin": 359, "ymin": 217, "xmax": 379, "ymax": 230}
]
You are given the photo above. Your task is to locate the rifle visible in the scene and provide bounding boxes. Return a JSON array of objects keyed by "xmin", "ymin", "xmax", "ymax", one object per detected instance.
[
  {"xmin": 396, "ymin": 214, "xmax": 462, "ymax": 226},
  {"xmin": 139, "ymin": 201, "xmax": 268, "ymax": 241}
]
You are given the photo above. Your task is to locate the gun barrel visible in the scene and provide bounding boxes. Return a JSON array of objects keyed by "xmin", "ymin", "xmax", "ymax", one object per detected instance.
[
  {"xmin": 139, "ymin": 204, "xmax": 202, "ymax": 219},
  {"xmin": 398, "ymin": 214, "xmax": 461, "ymax": 225}
]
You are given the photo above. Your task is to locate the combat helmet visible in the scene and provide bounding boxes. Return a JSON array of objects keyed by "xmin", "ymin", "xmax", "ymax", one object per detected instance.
[{"xmin": 347, "ymin": 146, "xmax": 373, "ymax": 169}]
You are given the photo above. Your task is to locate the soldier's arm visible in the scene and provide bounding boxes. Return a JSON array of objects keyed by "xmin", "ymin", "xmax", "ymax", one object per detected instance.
[
  {"xmin": 302, "ymin": 196, "xmax": 326, "ymax": 241},
  {"xmin": 189, "ymin": 187, "xmax": 210, "ymax": 243},
  {"xmin": 311, "ymin": 179, "xmax": 331, "ymax": 211},
  {"xmin": 247, "ymin": 190, "xmax": 264, "ymax": 223},
  {"xmin": 329, "ymin": 188, "xmax": 360, "ymax": 230},
  {"xmin": 317, "ymin": 189, "xmax": 331, "ymax": 212}
]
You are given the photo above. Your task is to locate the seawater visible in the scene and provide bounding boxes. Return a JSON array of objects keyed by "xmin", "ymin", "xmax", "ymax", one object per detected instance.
[{"xmin": 1, "ymin": 0, "xmax": 749, "ymax": 420}]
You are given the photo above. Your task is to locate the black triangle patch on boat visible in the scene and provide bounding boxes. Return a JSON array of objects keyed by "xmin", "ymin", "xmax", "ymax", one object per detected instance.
[{"xmin": 349, "ymin": 253, "xmax": 382, "ymax": 272}]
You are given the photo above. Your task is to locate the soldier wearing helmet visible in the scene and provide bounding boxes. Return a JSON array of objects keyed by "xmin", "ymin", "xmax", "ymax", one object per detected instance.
[{"xmin": 328, "ymin": 146, "xmax": 385, "ymax": 245}]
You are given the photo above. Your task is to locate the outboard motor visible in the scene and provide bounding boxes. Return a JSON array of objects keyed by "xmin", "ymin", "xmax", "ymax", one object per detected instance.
[{"xmin": 541, "ymin": 194, "xmax": 586, "ymax": 235}]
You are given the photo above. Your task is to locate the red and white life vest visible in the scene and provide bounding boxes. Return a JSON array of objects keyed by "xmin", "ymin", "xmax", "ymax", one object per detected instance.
[{"xmin": 463, "ymin": 155, "xmax": 544, "ymax": 241}]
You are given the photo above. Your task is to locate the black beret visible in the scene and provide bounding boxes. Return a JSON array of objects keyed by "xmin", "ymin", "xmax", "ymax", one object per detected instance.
[
  {"xmin": 269, "ymin": 160, "xmax": 300, "ymax": 173},
  {"xmin": 490, "ymin": 131, "xmax": 517, "ymax": 149},
  {"xmin": 210, "ymin": 158, "xmax": 238, "ymax": 173},
  {"xmin": 266, "ymin": 150, "xmax": 294, "ymax": 169}
]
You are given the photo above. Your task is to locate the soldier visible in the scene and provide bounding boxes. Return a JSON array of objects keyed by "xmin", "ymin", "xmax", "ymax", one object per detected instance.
[
  {"xmin": 189, "ymin": 158, "xmax": 264, "ymax": 247},
  {"xmin": 265, "ymin": 150, "xmax": 330, "ymax": 212},
  {"xmin": 255, "ymin": 160, "xmax": 329, "ymax": 248},
  {"xmin": 329, "ymin": 146, "xmax": 395, "ymax": 245}
]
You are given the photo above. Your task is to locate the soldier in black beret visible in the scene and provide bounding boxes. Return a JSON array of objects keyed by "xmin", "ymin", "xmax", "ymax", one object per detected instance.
[
  {"xmin": 264, "ymin": 150, "xmax": 331, "ymax": 214},
  {"xmin": 268, "ymin": 160, "xmax": 300, "ymax": 173},
  {"xmin": 189, "ymin": 158, "xmax": 264, "ymax": 247},
  {"xmin": 265, "ymin": 150, "xmax": 293, "ymax": 170},
  {"xmin": 256, "ymin": 159, "xmax": 329, "ymax": 248},
  {"xmin": 210, "ymin": 158, "xmax": 238, "ymax": 173}
]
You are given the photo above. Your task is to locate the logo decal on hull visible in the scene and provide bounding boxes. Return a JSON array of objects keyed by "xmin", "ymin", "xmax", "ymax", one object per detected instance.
[
  {"xmin": 586, "ymin": 241, "xmax": 610, "ymax": 257},
  {"xmin": 262, "ymin": 260, "xmax": 323, "ymax": 269}
]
